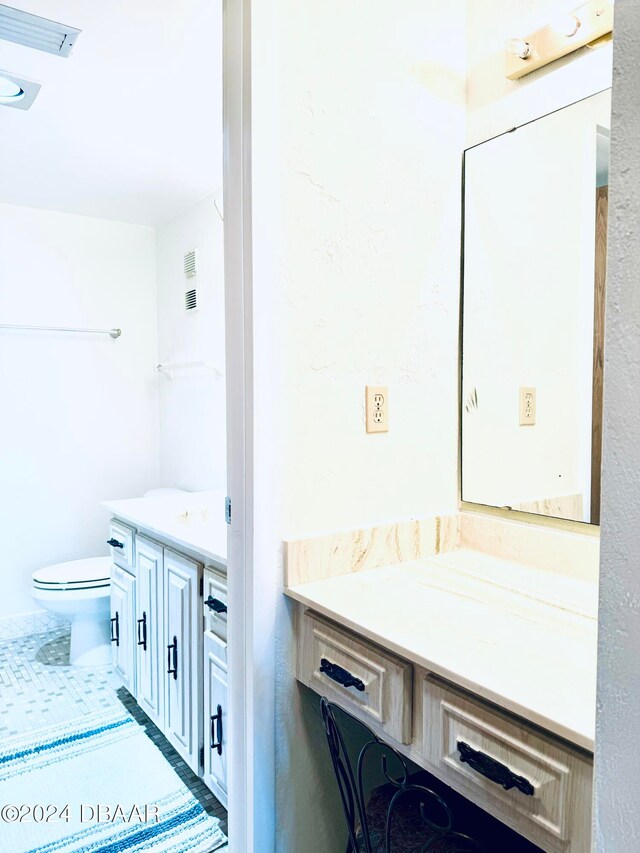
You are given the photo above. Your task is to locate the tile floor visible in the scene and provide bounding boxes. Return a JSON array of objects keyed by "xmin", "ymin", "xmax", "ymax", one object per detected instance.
[{"xmin": 0, "ymin": 610, "xmax": 228, "ymax": 846}]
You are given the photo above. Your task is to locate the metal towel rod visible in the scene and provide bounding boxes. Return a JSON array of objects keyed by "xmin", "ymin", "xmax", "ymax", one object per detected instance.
[
  {"xmin": 155, "ymin": 360, "xmax": 219, "ymax": 377},
  {"xmin": 0, "ymin": 323, "xmax": 121, "ymax": 339}
]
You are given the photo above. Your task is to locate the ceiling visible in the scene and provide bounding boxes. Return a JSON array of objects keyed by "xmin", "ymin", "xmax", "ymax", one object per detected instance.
[{"xmin": 0, "ymin": 0, "xmax": 222, "ymax": 226}]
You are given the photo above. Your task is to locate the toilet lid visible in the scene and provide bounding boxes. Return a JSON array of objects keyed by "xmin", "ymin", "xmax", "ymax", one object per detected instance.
[{"xmin": 33, "ymin": 557, "xmax": 111, "ymax": 588}]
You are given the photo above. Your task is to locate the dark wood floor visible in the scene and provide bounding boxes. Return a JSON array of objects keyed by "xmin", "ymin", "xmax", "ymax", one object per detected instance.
[{"xmin": 117, "ymin": 688, "xmax": 228, "ymax": 841}]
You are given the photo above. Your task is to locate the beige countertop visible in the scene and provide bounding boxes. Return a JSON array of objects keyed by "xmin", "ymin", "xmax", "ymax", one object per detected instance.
[
  {"xmin": 285, "ymin": 548, "xmax": 597, "ymax": 751},
  {"xmin": 102, "ymin": 490, "xmax": 227, "ymax": 569}
]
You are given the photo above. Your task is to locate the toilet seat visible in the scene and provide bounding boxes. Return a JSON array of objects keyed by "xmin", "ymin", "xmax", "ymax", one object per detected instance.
[
  {"xmin": 32, "ymin": 556, "xmax": 112, "ymax": 666},
  {"xmin": 32, "ymin": 557, "xmax": 111, "ymax": 592}
]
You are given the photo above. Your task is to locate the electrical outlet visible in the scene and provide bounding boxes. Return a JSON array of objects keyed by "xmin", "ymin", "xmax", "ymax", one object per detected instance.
[
  {"xmin": 519, "ymin": 387, "xmax": 536, "ymax": 426},
  {"xmin": 366, "ymin": 385, "xmax": 388, "ymax": 433}
]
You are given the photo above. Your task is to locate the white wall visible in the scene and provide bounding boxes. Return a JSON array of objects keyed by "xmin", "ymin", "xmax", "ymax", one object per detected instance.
[
  {"xmin": 254, "ymin": 2, "xmax": 467, "ymax": 850},
  {"xmin": 156, "ymin": 196, "xmax": 226, "ymax": 491},
  {"xmin": 595, "ymin": 0, "xmax": 640, "ymax": 846},
  {"xmin": 0, "ymin": 202, "xmax": 160, "ymax": 617},
  {"xmin": 280, "ymin": 1, "xmax": 466, "ymax": 538}
]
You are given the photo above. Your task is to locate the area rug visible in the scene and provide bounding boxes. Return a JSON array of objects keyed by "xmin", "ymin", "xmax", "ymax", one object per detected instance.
[{"xmin": 0, "ymin": 706, "xmax": 227, "ymax": 853}]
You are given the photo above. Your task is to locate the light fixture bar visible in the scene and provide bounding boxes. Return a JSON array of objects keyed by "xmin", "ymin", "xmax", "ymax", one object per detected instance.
[
  {"xmin": 0, "ymin": 4, "xmax": 81, "ymax": 58},
  {"xmin": 506, "ymin": 1, "xmax": 614, "ymax": 81}
]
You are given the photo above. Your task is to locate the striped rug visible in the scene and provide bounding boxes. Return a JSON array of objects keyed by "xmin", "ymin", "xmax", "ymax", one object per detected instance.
[{"xmin": 0, "ymin": 706, "xmax": 227, "ymax": 853}]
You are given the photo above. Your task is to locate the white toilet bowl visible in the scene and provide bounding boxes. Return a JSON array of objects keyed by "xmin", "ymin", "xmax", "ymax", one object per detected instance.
[{"xmin": 32, "ymin": 557, "xmax": 112, "ymax": 667}]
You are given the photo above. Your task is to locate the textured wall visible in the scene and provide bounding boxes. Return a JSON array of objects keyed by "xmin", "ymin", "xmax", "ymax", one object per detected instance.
[
  {"xmin": 279, "ymin": 1, "xmax": 466, "ymax": 537},
  {"xmin": 595, "ymin": 1, "xmax": 640, "ymax": 847},
  {"xmin": 156, "ymin": 195, "xmax": 226, "ymax": 492},
  {"xmin": 267, "ymin": 1, "xmax": 467, "ymax": 850}
]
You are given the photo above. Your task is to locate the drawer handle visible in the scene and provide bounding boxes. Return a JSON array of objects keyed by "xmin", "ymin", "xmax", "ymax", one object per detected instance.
[
  {"xmin": 167, "ymin": 636, "xmax": 178, "ymax": 680},
  {"xmin": 457, "ymin": 741, "xmax": 534, "ymax": 797},
  {"xmin": 205, "ymin": 596, "xmax": 228, "ymax": 614},
  {"xmin": 110, "ymin": 612, "xmax": 119, "ymax": 647},
  {"xmin": 137, "ymin": 612, "xmax": 147, "ymax": 651},
  {"xmin": 107, "ymin": 538, "xmax": 124, "ymax": 549},
  {"xmin": 211, "ymin": 704, "xmax": 223, "ymax": 755},
  {"xmin": 319, "ymin": 658, "xmax": 365, "ymax": 692}
]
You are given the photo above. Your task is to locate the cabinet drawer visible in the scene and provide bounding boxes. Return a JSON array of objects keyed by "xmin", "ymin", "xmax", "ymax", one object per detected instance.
[
  {"xmin": 108, "ymin": 520, "xmax": 135, "ymax": 569},
  {"xmin": 203, "ymin": 568, "xmax": 227, "ymax": 642},
  {"xmin": 297, "ymin": 609, "xmax": 412, "ymax": 744},
  {"xmin": 421, "ymin": 677, "xmax": 592, "ymax": 852}
]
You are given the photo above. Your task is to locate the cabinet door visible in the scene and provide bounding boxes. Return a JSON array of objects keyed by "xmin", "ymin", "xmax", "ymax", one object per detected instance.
[
  {"xmin": 110, "ymin": 565, "xmax": 136, "ymax": 694},
  {"xmin": 135, "ymin": 537, "xmax": 164, "ymax": 727},
  {"xmin": 164, "ymin": 548, "xmax": 202, "ymax": 772},
  {"xmin": 204, "ymin": 631, "xmax": 228, "ymax": 807}
]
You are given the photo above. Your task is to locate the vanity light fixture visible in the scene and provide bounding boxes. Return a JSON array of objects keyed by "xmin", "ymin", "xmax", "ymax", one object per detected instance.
[
  {"xmin": 505, "ymin": 0, "xmax": 614, "ymax": 80},
  {"xmin": 0, "ymin": 69, "xmax": 40, "ymax": 110}
]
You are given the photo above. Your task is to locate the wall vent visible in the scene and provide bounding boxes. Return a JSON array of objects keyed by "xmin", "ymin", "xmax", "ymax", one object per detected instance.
[
  {"xmin": 0, "ymin": 4, "xmax": 81, "ymax": 58},
  {"xmin": 184, "ymin": 249, "xmax": 198, "ymax": 278},
  {"xmin": 185, "ymin": 288, "xmax": 198, "ymax": 311},
  {"xmin": 184, "ymin": 250, "xmax": 198, "ymax": 311}
]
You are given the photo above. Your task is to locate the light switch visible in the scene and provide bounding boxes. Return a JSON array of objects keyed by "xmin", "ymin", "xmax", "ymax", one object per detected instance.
[{"xmin": 519, "ymin": 387, "xmax": 536, "ymax": 426}]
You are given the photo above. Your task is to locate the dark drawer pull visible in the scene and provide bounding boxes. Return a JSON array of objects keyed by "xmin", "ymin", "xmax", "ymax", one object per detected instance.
[
  {"xmin": 457, "ymin": 741, "xmax": 534, "ymax": 797},
  {"xmin": 210, "ymin": 704, "xmax": 223, "ymax": 755},
  {"xmin": 110, "ymin": 612, "xmax": 119, "ymax": 647},
  {"xmin": 167, "ymin": 636, "xmax": 178, "ymax": 680},
  {"xmin": 319, "ymin": 658, "xmax": 365, "ymax": 692},
  {"xmin": 205, "ymin": 596, "xmax": 228, "ymax": 614},
  {"xmin": 137, "ymin": 612, "xmax": 147, "ymax": 651},
  {"xmin": 107, "ymin": 538, "xmax": 124, "ymax": 549}
]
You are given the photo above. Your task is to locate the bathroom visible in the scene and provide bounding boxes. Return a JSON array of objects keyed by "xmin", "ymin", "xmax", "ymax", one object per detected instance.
[
  {"xmin": 2, "ymin": 0, "xmax": 640, "ymax": 851},
  {"xmin": 0, "ymin": 1, "xmax": 229, "ymax": 851},
  {"xmin": 247, "ymin": 0, "xmax": 624, "ymax": 850}
]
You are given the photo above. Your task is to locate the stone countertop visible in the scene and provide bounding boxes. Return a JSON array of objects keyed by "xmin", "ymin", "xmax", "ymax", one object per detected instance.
[
  {"xmin": 102, "ymin": 490, "xmax": 227, "ymax": 568},
  {"xmin": 285, "ymin": 548, "xmax": 597, "ymax": 751}
]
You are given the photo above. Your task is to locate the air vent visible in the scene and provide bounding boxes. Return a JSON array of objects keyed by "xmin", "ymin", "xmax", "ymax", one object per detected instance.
[
  {"xmin": 184, "ymin": 250, "xmax": 198, "ymax": 278},
  {"xmin": 184, "ymin": 250, "xmax": 199, "ymax": 312},
  {"xmin": 185, "ymin": 288, "xmax": 198, "ymax": 311},
  {"xmin": 0, "ymin": 4, "xmax": 81, "ymax": 58}
]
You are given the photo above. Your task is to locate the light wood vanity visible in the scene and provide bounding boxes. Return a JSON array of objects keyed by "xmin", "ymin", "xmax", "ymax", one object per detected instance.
[{"xmin": 285, "ymin": 513, "xmax": 598, "ymax": 852}]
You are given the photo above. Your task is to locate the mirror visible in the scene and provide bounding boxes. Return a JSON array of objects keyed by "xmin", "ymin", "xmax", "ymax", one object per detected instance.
[{"xmin": 461, "ymin": 89, "xmax": 611, "ymax": 525}]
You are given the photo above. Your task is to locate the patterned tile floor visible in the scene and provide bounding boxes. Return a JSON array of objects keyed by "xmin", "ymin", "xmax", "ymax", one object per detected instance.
[{"xmin": 0, "ymin": 611, "xmax": 228, "ymax": 848}]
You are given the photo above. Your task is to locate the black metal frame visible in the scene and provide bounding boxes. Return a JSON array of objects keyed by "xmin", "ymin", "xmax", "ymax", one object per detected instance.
[{"xmin": 321, "ymin": 698, "xmax": 483, "ymax": 853}]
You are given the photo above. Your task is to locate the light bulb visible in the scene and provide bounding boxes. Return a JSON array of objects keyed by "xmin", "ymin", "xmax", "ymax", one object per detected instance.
[
  {"xmin": 506, "ymin": 38, "xmax": 532, "ymax": 59},
  {"xmin": 550, "ymin": 12, "xmax": 581, "ymax": 37}
]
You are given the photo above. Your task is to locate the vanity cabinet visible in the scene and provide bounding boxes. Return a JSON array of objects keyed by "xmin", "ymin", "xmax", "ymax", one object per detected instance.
[
  {"xmin": 203, "ymin": 567, "xmax": 229, "ymax": 804},
  {"xmin": 298, "ymin": 609, "xmax": 413, "ymax": 744},
  {"xmin": 110, "ymin": 564, "xmax": 136, "ymax": 695},
  {"xmin": 421, "ymin": 676, "xmax": 592, "ymax": 853},
  {"xmin": 204, "ymin": 629, "xmax": 228, "ymax": 807},
  {"xmin": 164, "ymin": 549, "xmax": 202, "ymax": 771},
  {"xmin": 135, "ymin": 536, "xmax": 164, "ymax": 728},
  {"xmin": 108, "ymin": 522, "xmax": 206, "ymax": 775},
  {"xmin": 294, "ymin": 603, "xmax": 593, "ymax": 853}
]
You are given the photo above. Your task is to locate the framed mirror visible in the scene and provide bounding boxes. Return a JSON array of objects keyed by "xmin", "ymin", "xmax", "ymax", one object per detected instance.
[{"xmin": 460, "ymin": 89, "xmax": 611, "ymax": 525}]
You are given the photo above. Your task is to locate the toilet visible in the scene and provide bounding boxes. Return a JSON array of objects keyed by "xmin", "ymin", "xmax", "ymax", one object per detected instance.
[{"xmin": 32, "ymin": 557, "xmax": 112, "ymax": 667}]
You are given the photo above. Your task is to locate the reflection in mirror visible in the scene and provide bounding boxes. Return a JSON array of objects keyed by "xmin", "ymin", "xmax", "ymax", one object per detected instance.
[{"xmin": 461, "ymin": 90, "xmax": 611, "ymax": 524}]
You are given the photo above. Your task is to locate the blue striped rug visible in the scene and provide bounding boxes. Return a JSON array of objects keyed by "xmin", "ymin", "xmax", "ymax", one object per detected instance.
[{"xmin": 0, "ymin": 707, "xmax": 227, "ymax": 853}]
